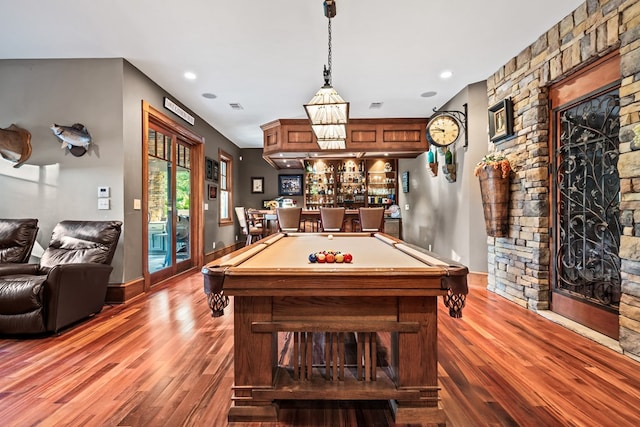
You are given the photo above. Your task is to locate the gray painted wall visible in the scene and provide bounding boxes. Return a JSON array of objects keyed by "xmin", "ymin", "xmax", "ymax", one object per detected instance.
[
  {"xmin": 237, "ymin": 148, "xmax": 304, "ymax": 209},
  {"xmin": 399, "ymin": 81, "xmax": 489, "ymax": 272},
  {"xmin": 1, "ymin": 58, "xmax": 241, "ymax": 283},
  {"xmin": 0, "ymin": 58, "xmax": 125, "ymax": 279},
  {"xmin": 120, "ymin": 60, "xmax": 241, "ymax": 275}
]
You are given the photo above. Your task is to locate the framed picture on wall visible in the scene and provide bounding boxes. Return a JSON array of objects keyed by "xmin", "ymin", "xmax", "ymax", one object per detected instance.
[
  {"xmin": 208, "ymin": 184, "xmax": 217, "ymax": 200},
  {"xmin": 251, "ymin": 177, "xmax": 264, "ymax": 194},
  {"xmin": 488, "ymin": 98, "xmax": 514, "ymax": 142},
  {"xmin": 278, "ymin": 174, "xmax": 303, "ymax": 196},
  {"xmin": 401, "ymin": 171, "xmax": 409, "ymax": 193},
  {"xmin": 205, "ymin": 157, "xmax": 214, "ymax": 181}
]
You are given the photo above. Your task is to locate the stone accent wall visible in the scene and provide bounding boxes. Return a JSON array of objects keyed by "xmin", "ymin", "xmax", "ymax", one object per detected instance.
[{"xmin": 486, "ymin": 0, "xmax": 640, "ymax": 358}]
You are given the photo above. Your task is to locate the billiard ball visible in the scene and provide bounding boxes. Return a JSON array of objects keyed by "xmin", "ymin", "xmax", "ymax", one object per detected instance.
[
  {"xmin": 328, "ymin": 234, "xmax": 334, "ymax": 240},
  {"xmin": 343, "ymin": 253, "xmax": 353, "ymax": 263},
  {"xmin": 309, "ymin": 253, "xmax": 317, "ymax": 263},
  {"xmin": 316, "ymin": 253, "xmax": 326, "ymax": 263},
  {"xmin": 335, "ymin": 253, "xmax": 344, "ymax": 263},
  {"xmin": 326, "ymin": 253, "xmax": 335, "ymax": 263}
]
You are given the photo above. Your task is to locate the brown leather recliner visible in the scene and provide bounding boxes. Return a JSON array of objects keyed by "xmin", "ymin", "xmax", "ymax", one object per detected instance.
[
  {"xmin": 0, "ymin": 218, "xmax": 38, "ymax": 263},
  {"xmin": 0, "ymin": 220, "xmax": 122, "ymax": 335}
]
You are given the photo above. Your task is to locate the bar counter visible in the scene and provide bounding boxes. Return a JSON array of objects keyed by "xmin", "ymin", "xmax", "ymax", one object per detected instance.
[{"xmin": 254, "ymin": 209, "xmax": 402, "ymax": 238}]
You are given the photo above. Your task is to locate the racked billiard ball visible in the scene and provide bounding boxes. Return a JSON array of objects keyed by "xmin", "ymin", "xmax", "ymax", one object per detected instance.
[
  {"xmin": 343, "ymin": 253, "xmax": 353, "ymax": 263},
  {"xmin": 309, "ymin": 253, "xmax": 317, "ymax": 263},
  {"xmin": 335, "ymin": 253, "xmax": 344, "ymax": 263},
  {"xmin": 316, "ymin": 253, "xmax": 326, "ymax": 263},
  {"xmin": 326, "ymin": 253, "xmax": 335, "ymax": 263}
]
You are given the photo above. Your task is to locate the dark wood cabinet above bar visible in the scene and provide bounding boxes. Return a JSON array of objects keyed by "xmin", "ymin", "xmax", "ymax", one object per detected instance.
[{"xmin": 261, "ymin": 118, "xmax": 429, "ymax": 169}]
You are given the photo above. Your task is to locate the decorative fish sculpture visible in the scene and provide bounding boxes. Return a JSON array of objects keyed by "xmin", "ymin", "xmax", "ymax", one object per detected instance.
[
  {"xmin": 51, "ymin": 123, "xmax": 91, "ymax": 149},
  {"xmin": 0, "ymin": 124, "xmax": 32, "ymax": 168}
]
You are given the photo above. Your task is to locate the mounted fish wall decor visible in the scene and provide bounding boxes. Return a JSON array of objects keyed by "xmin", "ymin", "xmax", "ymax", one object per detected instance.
[
  {"xmin": 51, "ymin": 123, "xmax": 91, "ymax": 157},
  {"xmin": 0, "ymin": 124, "xmax": 32, "ymax": 168}
]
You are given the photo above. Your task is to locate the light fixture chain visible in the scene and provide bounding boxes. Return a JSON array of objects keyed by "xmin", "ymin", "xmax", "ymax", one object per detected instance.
[{"xmin": 327, "ymin": 17, "xmax": 332, "ymax": 85}]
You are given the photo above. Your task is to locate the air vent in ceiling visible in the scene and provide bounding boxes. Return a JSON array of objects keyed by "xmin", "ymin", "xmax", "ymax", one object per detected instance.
[
  {"xmin": 369, "ymin": 102, "xmax": 384, "ymax": 109},
  {"xmin": 229, "ymin": 103, "xmax": 244, "ymax": 110}
]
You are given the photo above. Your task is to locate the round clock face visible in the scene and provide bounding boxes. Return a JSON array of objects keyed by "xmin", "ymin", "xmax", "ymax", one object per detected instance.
[{"xmin": 426, "ymin": 114, "xmax": 460, "ymax": 147}]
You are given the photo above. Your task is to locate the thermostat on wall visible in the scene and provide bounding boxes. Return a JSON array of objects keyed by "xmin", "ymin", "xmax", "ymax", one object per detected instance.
[{"xmin": 98, "ymin": 186, "xmax": 110, "ymax": 198}]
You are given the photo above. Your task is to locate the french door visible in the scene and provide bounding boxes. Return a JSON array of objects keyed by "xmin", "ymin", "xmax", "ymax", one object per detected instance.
[
  {"xmin": 549, "ymin": 52, "xmax": 621, "ymax": 339},
  {"xmin": 143, "ymin": 101, "xmax": 204, "ymax": 288}
]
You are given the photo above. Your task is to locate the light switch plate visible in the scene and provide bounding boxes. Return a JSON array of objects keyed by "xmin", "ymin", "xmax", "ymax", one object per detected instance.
[
  {"xmin": 133, "ymin": 199, "xmax": 141, "ymax": 210},
  {"xmin": 98, "ymin": 198, "xmax": 110, "ymax": 210}
]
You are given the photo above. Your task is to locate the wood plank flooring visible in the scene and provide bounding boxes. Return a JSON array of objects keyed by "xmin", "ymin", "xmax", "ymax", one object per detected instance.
[{"xmin": 0, "ymin": 272, "xmax": 639, "ymax": 426}]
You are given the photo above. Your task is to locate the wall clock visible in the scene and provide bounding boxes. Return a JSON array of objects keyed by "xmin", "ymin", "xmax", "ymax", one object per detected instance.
[{"xmin": 426, "ymin": 113, "xmax": 461, "ymax": 147}]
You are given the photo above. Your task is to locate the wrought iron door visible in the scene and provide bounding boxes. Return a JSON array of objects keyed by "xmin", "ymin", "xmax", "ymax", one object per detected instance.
[{"xmin": 552, "ymin": 86, "xmax": 621, "ymax": 311}]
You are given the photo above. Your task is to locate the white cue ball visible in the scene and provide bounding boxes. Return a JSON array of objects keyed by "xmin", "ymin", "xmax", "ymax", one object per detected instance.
[{"xmin": 328, "ymin": 234, "xmax": 334, "ymax": 240}]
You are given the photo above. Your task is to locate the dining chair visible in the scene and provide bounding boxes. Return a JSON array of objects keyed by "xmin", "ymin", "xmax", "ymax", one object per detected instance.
[
  {"xmin": 357, "ymin": 207, "xmax": 385, "ymax": 232},
  {"xmin": 235, "ymin": 207, "xmax": 263, "ymax": 246},
  {"xmin": 276, "ymin": 207, "xmax": 302, "ymax": 232},
  {"xmin": 319, "ymin": 207, "xmax": 346, "ymax": 232}
]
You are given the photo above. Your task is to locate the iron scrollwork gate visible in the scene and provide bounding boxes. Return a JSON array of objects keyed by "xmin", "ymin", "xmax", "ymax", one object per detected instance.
[{"xmin": 553, "ymin": 87, "xmax": 622, "ymax": 310}]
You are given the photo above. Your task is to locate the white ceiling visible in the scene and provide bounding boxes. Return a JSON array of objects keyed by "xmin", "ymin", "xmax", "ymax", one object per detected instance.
[{"xmin": 0, "ymin": 0, "xmax": 583, "ymax": 149}]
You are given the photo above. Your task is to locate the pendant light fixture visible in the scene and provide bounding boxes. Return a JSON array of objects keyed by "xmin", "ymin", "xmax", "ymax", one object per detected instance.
[{"xmin": 304, "ymin": 0, "xmax": 349, "ymax": 150}]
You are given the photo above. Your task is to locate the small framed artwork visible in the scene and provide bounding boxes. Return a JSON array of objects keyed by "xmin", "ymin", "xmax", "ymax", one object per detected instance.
[
  {"xmin": 401, "ymin": 171, "xmax": 410, "ymax": 193},
  {"xmin": 205, "ymin": 157, "xmax": 214, "ymax": 181},
  {"xmin": 278, "ymin": 174, "xmax": 303, "ymax": 196},
  {"xmin": 208, "ymin": 184, "xmax": 217, "ymax": 200},
  {"xmin": 488, "ymin": 98, "xmax": 514, "ymax": 143},
  {"xmin": 251, "ymin": 177, "xmax": 264, "ymax": 194}
]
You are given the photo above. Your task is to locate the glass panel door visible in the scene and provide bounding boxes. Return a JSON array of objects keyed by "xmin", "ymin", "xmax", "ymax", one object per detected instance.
[
  {"xmin": 175, "ymin": 143, "xmax": 191, "ymax": 264},
  {"xmin": 148, "ymin": 128, "xmax": 172, "ymax": 273},
  {"xmin": 147, "ymin": 125, "xmax": 193, "ymax": 275}
]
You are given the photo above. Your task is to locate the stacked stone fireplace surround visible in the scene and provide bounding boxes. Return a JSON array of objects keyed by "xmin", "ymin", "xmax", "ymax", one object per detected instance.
[{"xmin": 485, "ymin": 0, "xmax": 640, "ymax": 358}]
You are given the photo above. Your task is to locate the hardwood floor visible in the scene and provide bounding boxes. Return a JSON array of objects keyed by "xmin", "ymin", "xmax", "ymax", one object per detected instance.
[{"xmin": 0, "ymin": 272, "xmax": 639, "ymax": 426}]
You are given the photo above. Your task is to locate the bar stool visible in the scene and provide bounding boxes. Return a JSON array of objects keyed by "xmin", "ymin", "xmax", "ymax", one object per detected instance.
[
  {"xmin": 276, "ymin": 207, "xmax": 302, "ymax": 232},
  {"xmin": 356, "ymin": 207, "xmax": 385, "ymax": 232},
  {"xmin": 319, "ymin": 207, "xmax": 346, "ymax": 232}
]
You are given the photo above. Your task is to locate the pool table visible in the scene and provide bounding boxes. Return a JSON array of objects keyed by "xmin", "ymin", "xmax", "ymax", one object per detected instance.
[{"xmin": 202, "ymin": 232, "xmax": 468, "ymax": 424}]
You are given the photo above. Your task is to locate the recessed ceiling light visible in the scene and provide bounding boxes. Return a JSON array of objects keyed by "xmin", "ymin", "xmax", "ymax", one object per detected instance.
[
  {"xmin": 202, "ymin": 93, "xmax": 217, "ymax": 99},
  {"xmin": 439, "ymin": 70, "xmax": 453, "ymax": 79},
  {"xmin": 229, "ymin": 103, "xmax": 244, "ymax": 110},
  {"xmin": 369, "ymin": 102, "xmax": 384, "ymax": 109},
  {"xmin": 421, "ymin": 91, "xmax": 437, "ymax": 98},
  {"xmin": 184, "ymin": 71, "xmax": 197, "ymax": 80}
]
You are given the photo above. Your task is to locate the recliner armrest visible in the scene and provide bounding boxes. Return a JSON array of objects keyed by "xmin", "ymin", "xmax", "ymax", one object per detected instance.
[
  {"xmin": 44, "ymin": 263, "xmax": 114, "ymax": 333},
  {"xmin": 0, "ymin": 263, "xmax": 39, "ymax": 277}
]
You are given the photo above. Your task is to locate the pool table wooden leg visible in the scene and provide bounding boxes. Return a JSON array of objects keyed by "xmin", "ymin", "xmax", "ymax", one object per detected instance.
[
  {"xmin": 228, "ymin": 296, "xmax": 278, "ymax": 422},
  {"xmin": 391, "ymin": 296, "xmax": 446, "ymax": 424}
]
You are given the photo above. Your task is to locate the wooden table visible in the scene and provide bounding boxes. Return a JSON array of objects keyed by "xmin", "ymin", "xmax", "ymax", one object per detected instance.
[{"xmin": 202, "ymin": 232, "xmax": 468, "ymax": 424}]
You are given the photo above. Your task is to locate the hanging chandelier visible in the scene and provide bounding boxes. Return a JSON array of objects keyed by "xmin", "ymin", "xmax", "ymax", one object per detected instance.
[{"xmin": 303, "ymin": 0, "xmax": 349, "ymax": 150}]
